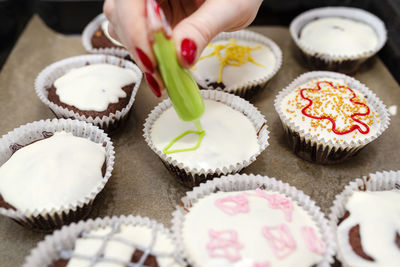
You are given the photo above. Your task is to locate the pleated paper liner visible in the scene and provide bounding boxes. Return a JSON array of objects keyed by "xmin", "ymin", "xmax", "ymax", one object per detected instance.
[
  {"xmin": 0, "ymin": 119, "xmax": 115, "ymax": 232},
  {"xmin": 290, "ymin": 7, "xmax": 387, "ymax": 74}
]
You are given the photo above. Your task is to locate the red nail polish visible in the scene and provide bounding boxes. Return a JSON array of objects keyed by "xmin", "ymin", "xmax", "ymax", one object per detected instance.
[
  {"xmin": 136, "ymin": 48, "xmax": 154, "ymax": 73},
  {"xmin": 145, "ymin": 73, "xmax": 161, "ymax": 97},
  {"xmin": 181, "ymin": 38, "xmax": 197, "ymax": 65}
]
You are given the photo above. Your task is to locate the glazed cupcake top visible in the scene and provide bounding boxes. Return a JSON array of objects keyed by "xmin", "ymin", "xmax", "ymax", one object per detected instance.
[
  {"xmin": 56, "ymin": 221, "xmax": 181, "ymax": 267},
  {"xmin": 280, "ymin": 77, "xmax": 381, "ymax": 143},
  {"xmin": 54, "ymin": 64, "xmax": 138, "ymax": 112},
  {"xmin": 101, "ymin": 20, "xmax": 124, "ymax": 47},
  {"xmin": 299, "ymin": 17, "xmax": 378, "ymax": 56},
  {"xmin": 0, "ymin": 131, "xmax": 106, "ymax": 212},
  {"xmin": 150, "ymin": 99, "xmax": 259, "ymax": 170},
  {"xmin": 191, "ymin": 38, "xmax": 277, "ymax": 89},
  {"xmin": 337, "ymin": 191, "xmax": 400, "ymax": 267},
  {"xmin": 182, "ymin": 189, "xmax": 325, "ymax": 267}
]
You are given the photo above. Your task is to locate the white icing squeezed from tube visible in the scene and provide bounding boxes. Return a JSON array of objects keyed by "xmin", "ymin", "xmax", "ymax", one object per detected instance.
[
  {"xmin": 101, "ymin": 20, "xmax": 124, "ymax": 47},
  {"xmin": 299, "ymin": 17, "xmax": 378, "ymax": 56},
  {"xmin": 337, "ymin": 191, "xmax": 400, "ymax": 267},
  {"xmin": 54, "ymin": 64, "xmax": 137, "ymax": 112},
  {"xmin": 0, "ymin": 131, "xmax": 106, "ymax": 212},
  {"xmin": 62, "ymin": 222, "xmax": 180, "ymax": 267}
]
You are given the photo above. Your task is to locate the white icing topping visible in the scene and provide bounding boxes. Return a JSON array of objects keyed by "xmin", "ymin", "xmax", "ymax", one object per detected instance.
[
  {"xmin": 337, "ymin": 191, "xmax": 400, "ymax": 267},
  {"xmin": 191, "ymin": 40, "xmax": 276, "ymax": 88},
  {"xmin": 54, "ymin": 64, "xmax": 137, "ymax": 112},
  {"xmin": 280, "ymin": 78, "xmax": 381, "ymax": 143},
  {"xmin": 150, "ymin": 100, "xmax": 259, "ymax": 170},
  {"xmin": 182, "ymin": 190, "xmax": 324, "ymax": 267},
  {"xmin": 299, "ymin": 17, "xmax": 378, "ymax": 56},
  {"xmin": 66, "ymin": 223, "xmax": 180, "ymax": 267},
  {"xmin": 0, "ymin": 131, "xmax": 106, "ymax": 212},
  {"xmin": 101, "ymin": 20, "xmax": 124, "ymax": 47}
]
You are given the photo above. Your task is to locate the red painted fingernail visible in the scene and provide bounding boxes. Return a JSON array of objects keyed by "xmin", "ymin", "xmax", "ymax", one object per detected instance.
[
  {"xmin": 181, "ymin": 38, "xmax": 197, "ymax": 65},
  {"xmin": 145, "ymin": 73, "xmax": 161, "ymax": 97},
  {"xmin": 136, "ymin": 48, "xmax": 154, "ymax": 73}
]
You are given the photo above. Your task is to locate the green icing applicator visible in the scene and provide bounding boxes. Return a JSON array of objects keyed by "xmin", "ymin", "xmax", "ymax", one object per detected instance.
[{"xmin": 146, "ymin": 0, "xmax": 205, "ymax": 129}]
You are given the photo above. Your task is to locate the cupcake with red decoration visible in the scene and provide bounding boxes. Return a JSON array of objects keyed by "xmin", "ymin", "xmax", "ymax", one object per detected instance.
[{"xmin": 274, "ymin": 71, "xmax": 389, "ymax": 164}]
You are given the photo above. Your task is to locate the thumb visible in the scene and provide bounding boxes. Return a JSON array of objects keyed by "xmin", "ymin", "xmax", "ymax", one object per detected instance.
[{"xmin": 173, "ymin": 0, "xmax": 255, "ymax": 68}]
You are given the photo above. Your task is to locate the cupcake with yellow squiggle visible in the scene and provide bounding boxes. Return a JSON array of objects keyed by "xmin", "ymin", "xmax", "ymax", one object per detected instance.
[{"xmin": 191, "ymin": 30, "xmax": 282, "ymax": 98}]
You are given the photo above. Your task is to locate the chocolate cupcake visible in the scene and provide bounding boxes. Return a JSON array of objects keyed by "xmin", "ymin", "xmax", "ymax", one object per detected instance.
[
  {"xmin": 274, "ymin": 71, "xmax": 389, "ymax": 164},
  {"xmin": 172, "ymin": 174, "xmax": 335, "ymax": 266},
  {"xmin": 0, "ymin": 119, "xmax": 115, "ymax": 232},
  {"xmin": 143, "ymin": 90, "xmax": 270, "ymax": 187},
  {"xmin": 290, "ymin": 7, "xmax": 387, "ymax": 74},
  {"xmin": 329, "ymin": 171, "xmax": 400, "ymax": 267},
  {"xmin": 35, "ymin": 55, "xmax": 142, "ymax": 131},
  {"xmin": 191, "ymin": 30, "xmax": 282, "ymax": 98},
  {"xmin": 23, "ymin": 215, "xmax": 184, "ymax": 267},
  {"xmin": 82, "ymin": 13, "xmax": 131, "ymax": 60}
]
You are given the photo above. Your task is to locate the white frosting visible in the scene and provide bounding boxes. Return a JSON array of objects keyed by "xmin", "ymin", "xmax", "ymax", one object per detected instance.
[
  {"xmin": 0, "ymin": 131, "xmax": 106, "ymax": 212},
  {"xmin": 281, "ymin": 78, "xmax": 381, "ymax": 143},
  {"xmin": 299, "ymin": 17, "xmax": 378, "ymax": 56},
  {"xmin": 101, "ymin": 20, "xmax": 124, "ymax": 47},
  {"xmin": 54, "ymin": 64, "xmax": 137, "ymax": 112},
  {"xmin": 150, "ymin": 100, "xmax": 259, "ymax": 170},
  {"xmin": 191, "ymin": 39, "xmax": 276, "ymax": 88},
  {"xmin": 66, "ymin": 223, "xmax": 180, "ymax": 267},
  {"xmin": 182, "ymin": 190, "xmax": 324, "ymax": 267},
  {"xmin": 337, "ymin": 191, "xmax": 400, "ymax": 267}
]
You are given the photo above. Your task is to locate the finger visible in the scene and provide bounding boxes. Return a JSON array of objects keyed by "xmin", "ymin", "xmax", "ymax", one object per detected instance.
[{"xmin": 173, "ymin": 0, "xmax": 262, "ymax": 68}]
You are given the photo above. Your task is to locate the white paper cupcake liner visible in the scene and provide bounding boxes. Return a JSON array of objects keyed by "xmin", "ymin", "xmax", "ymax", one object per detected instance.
[
  {"xmin": 35, "ymin": 54, "xmax": 143, "ymax": 132},
  {"xmin": 274, "ymin": 71, "xmax": 390, "ymax": 164},
  {"xmin": 82, "ymin": 13, "xmax": 132, "ymax": 59},
  {"xmin": 191, "ymin": 29, "xmax": 282, "ymax": 98},
  {"xmin": 171, "ymin": 174, "xmax": 335, "ymax": 267},
  {"xmin": 290, "ymin": 7, "xmax": 387, "ymax": 73},
  {"xmin": 23, "ymin": 215, "xmax": 185, "ymax": 267},
  {"xmin": 0, "ymin": 118, "xmax": 115, "ymax": 232},
  {"xmin": 328, "ymin": 170, "xmax": 400, "ymax": 267},
  {"xmin": 143, "ymin": 90, "xmax": 270, "ymax": 187}
]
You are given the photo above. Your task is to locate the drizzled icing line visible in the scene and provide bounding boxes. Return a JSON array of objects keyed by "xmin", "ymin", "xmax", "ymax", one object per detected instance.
[
  {"xmin": 301, "ymin": 226, "xmax": 326, "ymax": 255},
  {"xmin": 206, "ymin": 229, "xmax": 243, "ymax": 262},
  {"xmin": 300, "ymin": 80, "xmax": 371, "ymax": 135},
  {"xmin": 262, "ymin": 224, "xmax": 296, "ymax": 259},
  {"xmin": 214, "ymin": 194, "xmax": 250, "ymax": 215},
  {"xmin": 57, "ymin": 221, "xmax": 178, "ymax": 267}
]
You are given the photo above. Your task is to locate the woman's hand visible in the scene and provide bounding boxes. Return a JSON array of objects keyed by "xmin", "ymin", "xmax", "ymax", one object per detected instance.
[{"xmin": 103, "ymin": 0, "xmax": 263, "ymax": 97}]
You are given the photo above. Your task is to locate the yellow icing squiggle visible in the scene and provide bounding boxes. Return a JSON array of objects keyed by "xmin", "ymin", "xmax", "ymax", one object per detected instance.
[
  {"xmin": 163, "ymin": 130, "xmax": 205, "ymax": 154},
  {"xmin": 199, "ymin": 39, "xmax": 265, "ymax": 82}
]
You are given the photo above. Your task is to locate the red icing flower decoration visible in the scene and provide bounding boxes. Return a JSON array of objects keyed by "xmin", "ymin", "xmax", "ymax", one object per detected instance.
[{"xmin": 300, "ymin": 80, "xmax": 371, "ymax": 135}]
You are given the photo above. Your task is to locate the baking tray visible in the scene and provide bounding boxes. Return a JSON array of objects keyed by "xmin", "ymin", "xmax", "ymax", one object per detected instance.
[{"xmin": 0, "ymin": 16, "xmax": 399, "ymax": 266}]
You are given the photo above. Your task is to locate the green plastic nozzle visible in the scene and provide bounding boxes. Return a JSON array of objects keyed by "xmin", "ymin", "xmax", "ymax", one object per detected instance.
[{"xmin": 152, "ymin": 31, "xmax": 205, "ymax": 122}]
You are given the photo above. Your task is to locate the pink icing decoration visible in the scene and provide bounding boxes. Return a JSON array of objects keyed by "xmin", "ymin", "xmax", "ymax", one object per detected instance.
[
  {"xmin": 262, "ymin": 224, "xmax": 296, "ymax": 259},
  {"xmin": 254, "ymin": 261, "xmax": 270, "ymax": 267},
  {"xmin": 247, "ymin": 188, "xmax": 293, "ymax": 222},
  {"xmin": 206, "ymin": 229, "xmax": 243, "ymax": 262},
  {"xmin": 301, "ymin": 226, "xmax": 326, "ymax": 255},
  {"xmin": 215, "ymin": 194, "xmax": 250, "ymax": 215}
]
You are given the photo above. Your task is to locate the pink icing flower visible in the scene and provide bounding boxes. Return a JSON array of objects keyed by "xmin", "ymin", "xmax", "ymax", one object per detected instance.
[
  {"xmin": 254, "ymin": 261, "xmax": 270, "ymax": 267},
  {"xmin": 215, "ymin": 194, "xmax": 250, "ymax": 215},
  {"xmin": 301, "ymin": 226, "xmax": 326, "ymax": 255},
  {"xmin": 206, "ymin": 229, "xmax": 243, "ymax": 262},
  {"xmin": 262, "ymin": 224, "xmax": 296, "ymax": 259},
  {"xmin": 248, "ymin": 189, "xmax": 293, "ymax": 222}
]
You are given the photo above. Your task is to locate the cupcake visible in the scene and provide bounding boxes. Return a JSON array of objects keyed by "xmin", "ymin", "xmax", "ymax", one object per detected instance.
[
  {"xmin": 0, "ymin": 119, "xmax": 115, "ymax": 231},
  {"xmin": 172, "ymin": 174, "xmax": 335, "ymax": 266},
  {"xmin": 23, "ymin": 215, "xmax": 184, "ymax": 267},
  {"xmin": 290, "ymin": 7, "xmax": 387, "ymax": 73},
  {"xmin": 329, "ymin": 170, "xmax": 400, "ymax": 267},
  {"xmin": 82, "ymin": 13, "xmax": 131, "ymax": 60},
  {"xmin": 191, "ymin": 30, "xmax": 282, "ymax": 98},
  {"xmin": 143, "ymin": 90, "xmax": 269, "ymax": 187},
  {"xmin": 274, "ymin": 71, "xmax": 389, "ymax": 164},
  {"xmin": 35, "ymin": 55, "xmax": 142, "ymax": 131}
]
